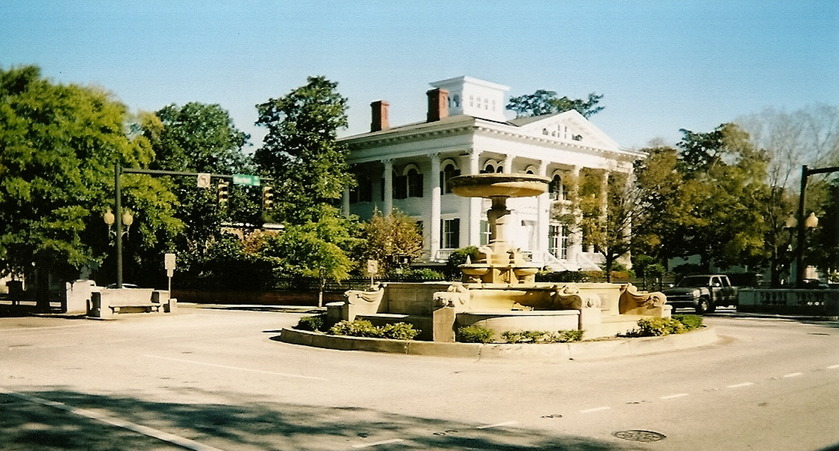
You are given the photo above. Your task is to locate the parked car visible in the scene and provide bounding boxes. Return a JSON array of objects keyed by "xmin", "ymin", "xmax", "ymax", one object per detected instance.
[
  {"xmin": 662, "ymin": 274, "xmax": 738, "ymax": 314},
  {"xmin": 799, "ymin": 278, "xmax": 830, "ymax": 289}
]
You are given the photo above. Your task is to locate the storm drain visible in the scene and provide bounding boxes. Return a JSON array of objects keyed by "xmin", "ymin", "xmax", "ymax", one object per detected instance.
[{"xmin": 612, "ymin": 430, "xmax": 666, "ymax": 442}]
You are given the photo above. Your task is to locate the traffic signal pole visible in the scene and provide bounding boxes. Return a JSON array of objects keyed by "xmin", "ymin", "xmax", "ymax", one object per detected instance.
[{"xmin": 111, "ymin": 164, "xmax": 272, "ymax": 288}]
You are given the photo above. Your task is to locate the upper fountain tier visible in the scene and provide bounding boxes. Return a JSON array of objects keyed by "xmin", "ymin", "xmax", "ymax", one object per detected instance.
[{"xmin": 448, "ymin": 174, "xmax": 550, "ymax": 198}]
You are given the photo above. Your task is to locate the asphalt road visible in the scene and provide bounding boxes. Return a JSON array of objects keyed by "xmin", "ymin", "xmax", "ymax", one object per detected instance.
[{"xmin": 1, "ymin": 305, "xmax": 837, "ymax": 450}]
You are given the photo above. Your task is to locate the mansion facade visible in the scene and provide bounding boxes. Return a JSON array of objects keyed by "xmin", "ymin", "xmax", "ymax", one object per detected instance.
[{"xmin": 339, "ymin": 76, "xmax": 644, "ymax": 270}]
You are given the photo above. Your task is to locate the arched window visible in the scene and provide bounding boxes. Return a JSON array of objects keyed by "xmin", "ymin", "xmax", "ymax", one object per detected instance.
[
  {"xmin": 441, "ymin": 161, "xmax": 461, "ymax": 194},
  {"xmin": 407, "ymin": 167, "xmax": 423, "ymax": 198},
  {"xmin": 549, "ymin": 174, "xmax": 563, "ymax": 201}
]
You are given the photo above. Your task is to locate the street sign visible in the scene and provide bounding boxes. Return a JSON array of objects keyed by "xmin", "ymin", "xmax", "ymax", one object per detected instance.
[
  {"xmin": 196, "ymin": 173, "xmax": 211, "ymax": 188},
  {"xmin": 164, "ymin": 253, "xmax": 176, "ymax": 276},
  {"xmin": 232, "ymin": 174, "xmax": 261, "ymax": 187}
]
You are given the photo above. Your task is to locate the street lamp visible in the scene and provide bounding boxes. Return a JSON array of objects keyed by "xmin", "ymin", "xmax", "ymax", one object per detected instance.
[
  {"xmin": 103, "ymin": 207, "xmax": 134, "ymax": 289},
  {"xmin": 795, "ymin": 211, "xmax": 819, "ymax": 287}
]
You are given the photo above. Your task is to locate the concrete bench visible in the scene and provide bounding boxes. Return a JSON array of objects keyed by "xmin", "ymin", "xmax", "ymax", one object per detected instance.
[{"xmin": 89, "ymin": 288, "xmax": 176, "ymax": 318}]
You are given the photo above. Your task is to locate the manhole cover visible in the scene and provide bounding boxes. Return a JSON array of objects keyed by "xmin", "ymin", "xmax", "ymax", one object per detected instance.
[{"xmin": 612, "ymin": 430, "xmax": 666, "ymax": 442}]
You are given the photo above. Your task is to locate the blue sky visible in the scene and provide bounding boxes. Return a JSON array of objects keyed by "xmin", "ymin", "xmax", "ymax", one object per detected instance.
[{"xmin": 2, "ymin": 1, "xmax": 837, "ymax": 150}]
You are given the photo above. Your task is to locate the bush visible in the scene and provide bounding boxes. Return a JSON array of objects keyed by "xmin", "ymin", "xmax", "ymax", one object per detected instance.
[
  {"xmin": 501, "ymin": 329, "xmax": 584, "ymax": 344},
  {"xmin": 672, "ymin": 314, "xmax": 703, "ymax": 331},
  {"xmin": 386, "ymin": 268, "xmax": 446, "ymax": 282},
  {"xmin": 329, "ymin": 320, "xmax": 381, "ymax": 337},
  {"xmin": 628, "ymin": 317, "xmax": 687, "ymax": 337},
  {"xmin": 446, "ymin": 246, "xmax": 480, "ymax": 279},
  {"xmin": 294, "ymin": 314, "xmax": 326, "ymax": 332},
  {"xmin": 381, "ymin": 322, "xmax": 420, "ymax": 340},
  {"xmin": 456, "ymin": 325, "xmax": 495, "ymax": 343},
  {"xmin": 327, "ymin": 320, "xmax": 420, "ymax": 340}
]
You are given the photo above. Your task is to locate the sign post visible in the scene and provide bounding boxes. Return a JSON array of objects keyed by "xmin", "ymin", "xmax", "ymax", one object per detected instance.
[{"xmin": 164, "ymin": 253, "xmax": 176, "ymax": 295}]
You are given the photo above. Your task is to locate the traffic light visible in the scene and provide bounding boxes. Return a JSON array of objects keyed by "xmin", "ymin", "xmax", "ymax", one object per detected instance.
[
  {"xmin": 217, "ymin": 181, "xmax": 229, "ymax": 206},
  {"xmin": 262, "ymin": 185, "xmax": 274, "ymax": 209}
]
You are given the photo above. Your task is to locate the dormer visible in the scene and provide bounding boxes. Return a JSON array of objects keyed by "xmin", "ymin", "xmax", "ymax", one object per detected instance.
[{"xmin": 429, "ymin": 76, "xmax": 509, "ymax": 122}]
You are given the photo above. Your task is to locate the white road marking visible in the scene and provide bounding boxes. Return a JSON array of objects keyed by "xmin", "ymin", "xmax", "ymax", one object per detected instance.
[
  {"xmin": 351, "ymin": 439, "xmax": 405, "ymax": 448},
  {"xmin": 783, "ymin": 372, "xmax": 803, "ymax": 378},
  {"xmin": 476, "ymin": 421, "xmax": 519, "ymax": 429},
  {"xmin": 143, "ymin": 355, "xmax": 328, "ymax": 381},
  {"xmin": 727, "ymin": 382, "xmax": 755, "ymax": 388},
  {"xmin": 660, "ymin": 393, "xmax": 689, "ymax": 400},
  {"xmin": 580, "ymin": 406, "xmax": 612, "ymax": 414},
  {"xmin": 828, "ymin": 364, "xmax": 839, "ymax": 370},
  {"xmin": 0, "ymin": 387, "xmax": 221, "ymax": 451}
]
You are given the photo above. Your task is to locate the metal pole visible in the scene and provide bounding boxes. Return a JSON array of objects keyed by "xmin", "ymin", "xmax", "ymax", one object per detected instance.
[
  {"xmin": 795, "ymin": 165, "xmax": 808, "ymax": 287},
  {"xmin": 115, "ymin": 162, "xmax": 123, "ymax": 288}
]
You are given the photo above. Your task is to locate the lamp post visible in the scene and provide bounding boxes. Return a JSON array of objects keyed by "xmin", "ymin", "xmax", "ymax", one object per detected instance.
[
  {"xmin": 794, "ymin": 164, "xmax": 839, "ymax": 287},
  {"xmin": 103, "ymin": 162, "xmax": 134, "ymax": 288}
]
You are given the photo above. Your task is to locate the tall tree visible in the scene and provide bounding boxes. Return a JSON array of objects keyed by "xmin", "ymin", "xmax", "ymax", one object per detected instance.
[
  {"xmin": 142, "ymin": 102, "xmax": 254, "ymax": 275},
  {"xmin": 254, "ymin": 76, "xmax": 354, "ymax": 224},
  {"xmin": 506, "ymin": 89, "xmax": 604, "ymax": 119},
  {"xmin": 0, "ymin": 66, "xmax": 181, "ymax": 305},
  {"xmin": 674, "ymin": 123, "xmax": 771, "ymax": 271},
  {"xmin": 362, "ymin": 210, "xmax": 424, "ymax": 273}
]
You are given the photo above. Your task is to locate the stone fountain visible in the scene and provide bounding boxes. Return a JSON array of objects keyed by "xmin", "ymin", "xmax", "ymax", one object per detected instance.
[
  {"xmin": 326, "ymin": 173, "xmax": 670, "ymax": 342},
  {"xmin": 448, "ymin": 173, "xmax": 547, "ymax": 285}
]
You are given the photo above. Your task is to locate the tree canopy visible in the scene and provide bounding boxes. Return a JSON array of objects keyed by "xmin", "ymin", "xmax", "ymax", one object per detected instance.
[
  {"xmin": 254, "ymin": 76, "xmax": 354, "ymax": 224},
  {"xmin": 0, "ymin": 65, "xmax": 181, "ymax": 303},
  {"xmin": 506, "ymin": 90, "xmax": 604, "ymax": 119}
]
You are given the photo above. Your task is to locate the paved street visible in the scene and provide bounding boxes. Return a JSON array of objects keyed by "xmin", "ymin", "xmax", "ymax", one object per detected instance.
[{"xmin": 1, "ymin": 305, "xmax": 838, "ymax": 450}]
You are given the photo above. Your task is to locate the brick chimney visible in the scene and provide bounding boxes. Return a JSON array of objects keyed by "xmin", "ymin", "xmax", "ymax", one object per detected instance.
[
  {"xmin": 370, "ymin": 100, "xmax": 390, "ymax": 132},
  {"xmin": 426, "ymin": 88, "xmax": 449, "ymax": 122}
]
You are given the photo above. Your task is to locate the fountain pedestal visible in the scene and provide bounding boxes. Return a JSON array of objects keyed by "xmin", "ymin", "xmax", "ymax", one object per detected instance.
[{"xmin": 449, "ymin": 174, "xmax": 548, "ymax": 285}]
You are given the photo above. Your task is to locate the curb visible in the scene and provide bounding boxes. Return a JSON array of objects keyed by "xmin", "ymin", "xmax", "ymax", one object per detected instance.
[{"xmin": 275, "ymin": 326, "xmax": 719, "ymax": 360}]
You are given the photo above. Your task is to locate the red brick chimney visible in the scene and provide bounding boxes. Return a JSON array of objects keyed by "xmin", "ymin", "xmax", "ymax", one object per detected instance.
[
  {"xmin": 370, "ymin": 100, "xmax": 390, "ymax": 132},
  {"xmin": 426, "ymin": 88, "xmax": 449, "ymax": 122}
]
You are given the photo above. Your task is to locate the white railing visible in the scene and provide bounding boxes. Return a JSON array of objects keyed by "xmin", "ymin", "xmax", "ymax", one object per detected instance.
[{"xmin": 739, "ymin": 288, "xmax": 839, "ymax": 316}]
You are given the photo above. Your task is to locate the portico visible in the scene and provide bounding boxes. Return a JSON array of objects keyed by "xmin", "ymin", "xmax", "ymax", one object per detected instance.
[{"xmin": 339, "ymin": 76, "xmax": 643, "ymax": 270}]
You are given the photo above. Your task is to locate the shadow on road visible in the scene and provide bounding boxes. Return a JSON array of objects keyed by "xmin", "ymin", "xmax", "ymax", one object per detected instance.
[{"xmin": 0, "ymin": 388, "xmax": 636, "ymax": 450}]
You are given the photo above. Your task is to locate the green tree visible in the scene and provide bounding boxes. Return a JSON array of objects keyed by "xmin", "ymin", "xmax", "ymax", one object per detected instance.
[
  {"xmin": 254, "ymin": 76, "xmax": 354, "ymax": 224},
  {"xmin": 142, "ymin": 102, "xmax": 255, "ymax": 276},
  {"xmin": 362, "ymin": 210, "xmax": 423, "ymax": 273},
  {"xmin": 260, "ymin": 215, "xmax": 362, "ymax": 306},
  {"xmin": 506, "ymin": 90, "xmax": 604, "ymax": 118},
  {"xmin": 0, "ymin": 65, "xmax": 181, "ymax": 306}
]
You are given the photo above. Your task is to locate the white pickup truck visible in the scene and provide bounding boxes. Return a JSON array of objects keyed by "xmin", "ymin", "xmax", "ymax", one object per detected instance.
[{"xmin": 662, "ymin": 274, "xmax": 738, "ymax": 314}]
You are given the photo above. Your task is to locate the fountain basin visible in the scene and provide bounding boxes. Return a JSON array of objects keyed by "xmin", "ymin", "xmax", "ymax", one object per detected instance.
[
  {"xmin": 448, "ymin": 174, "xmax": 550, "ymax": 198},
  {"xmin": 457, "ymin": 310, "xmax": 581, "ymax": 340}
]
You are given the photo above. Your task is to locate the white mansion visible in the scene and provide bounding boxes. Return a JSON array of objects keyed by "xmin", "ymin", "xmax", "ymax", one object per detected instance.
[{"xmin": 339, "ymin": 76, "xmax": 644, "ymax": 271}]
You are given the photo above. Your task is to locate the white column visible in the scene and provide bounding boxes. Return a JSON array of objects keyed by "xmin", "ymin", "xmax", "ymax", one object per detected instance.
[
  {"xmin": 342, "ymin": 187, "xmax": 350, "ymax": 217},
  {"xmin": 467, "ymin": 150, "xmax": 482, "ymax": 246},
  {"xmin": 502, "ymin": 154, "xmax": 514, "ymax": 173},
  {"xmin": 567, "ymin": 166, "xmax": 582, "ymax": 267},
  {"xmin": 536, "ymin": 160, "xmax": 550, "ymax": 265},
  {"xmin": 429, "ymin": 153, "xmax": 441, "ymax": 261},
  {"xmin": 382, "ymin": 159, "xmax": 393, "ymax": 216}
]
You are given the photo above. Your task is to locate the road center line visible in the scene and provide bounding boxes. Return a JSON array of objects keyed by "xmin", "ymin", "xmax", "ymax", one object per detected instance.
[
  {"xmin": 0, "ymin": 387, "xmax": 221, "ymax": 451},
  {"xmin": 783, "ymin": 372, "xmax": 803, "ymax": 378},
  {"xmin": 476, "ymin": 421, "xmax": 519, "ymax": 429},
  {"xmin": 660, "ymin": 393, "xmax": 689, "ymax": 400},
  {"xmin": 351, "ymin": 439, "xmax": 405, "ymax": 448},
  {"xmin": 727, "ymin": 382, "xmax": 754, "ymax": 388},
  {"xmin": 580, "ymin": 406, "xmax": 611, "ymax": 414},
  {"xmin": 143, "ymin": 355, "xmax": 328, "ymax": 381}
]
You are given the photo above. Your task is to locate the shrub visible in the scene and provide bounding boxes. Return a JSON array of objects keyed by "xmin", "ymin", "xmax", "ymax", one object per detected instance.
[
  {"xmin": 672, "ymin": 314, "xmax": 703, "ymax": 331},
  {"xmin": 381, "ymin": 322, "xmax": 420, "ymax": 340},
  {"xmin": 457, "ymin": 325, "xmax": 495, "ymax": 343},
  {"xmin": 628, "ymin": 317, "xmax": 687, "ymax": 337},
  {"xmin": 327, "ymin": 320, "xmax": 419, "ymax": 340},
  {"xmin": 294, "ymin": 314, "xmax": 326, "ymax": 332},
  {"xmin": 501, "ymin": 329, "xmax": 584, "ymax": 344},
  {"xmin": 329, "ymin": 320, "xmax": 382, "ymax": 338},
  {"xmin": 386, "ymin": 268, "xmax": 446, "ymax": 282}
]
